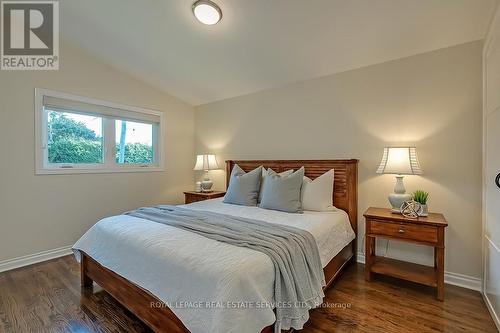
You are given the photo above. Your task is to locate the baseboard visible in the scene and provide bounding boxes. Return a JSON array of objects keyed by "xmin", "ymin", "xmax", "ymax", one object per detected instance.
[
  {"xmin": 0, "ymin": 245, "xmax": 73, "ymax": 273},
  {"xmin": 484, "ymin": 292, "xmax": 500, "ymax": 332},
  {"xmin": 445, "ymin": 271, "xmax": 482, "ymax": 291},
  {"xmin": 357, "ymin": 254, "xmax": 482, "ymax": 292}
]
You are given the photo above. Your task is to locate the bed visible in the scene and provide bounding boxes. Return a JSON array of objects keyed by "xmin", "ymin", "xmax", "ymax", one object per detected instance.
[{"xmin": 76, "ymin": 159, "xmax": 358, "ymax": 333}]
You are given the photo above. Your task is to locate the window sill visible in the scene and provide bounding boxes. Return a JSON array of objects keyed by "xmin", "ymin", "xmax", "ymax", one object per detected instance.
[{"xmin": 35, "ymin": 166, "xmax": 165, "ymax": 175}]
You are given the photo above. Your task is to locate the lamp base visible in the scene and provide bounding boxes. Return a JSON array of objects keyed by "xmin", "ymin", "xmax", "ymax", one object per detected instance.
[
  {"xmin": 388, "ymin": 193, "xmax": 412, "ymax": 213},
  {"xmin": 201, "ymin": 178, "xmax": 213, "ymax": 192}
]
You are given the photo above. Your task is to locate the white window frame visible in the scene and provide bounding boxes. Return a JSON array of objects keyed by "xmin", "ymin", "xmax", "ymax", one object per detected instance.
[{"xmin": 35, "ymin": 88, "xmax": 165, "ymax": 174}]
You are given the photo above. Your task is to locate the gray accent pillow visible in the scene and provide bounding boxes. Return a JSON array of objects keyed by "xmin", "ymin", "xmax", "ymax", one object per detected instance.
[
  {"xmin": 259, "ymin": 167, "xmax": 305, "ymax": 213},
  {"xmin": 223, "ymin": 165, "xmax": 263, "ymax": 206},
  {"xmin": 258, "ymin": 168, "xmax": 294, "ymax": 203}
]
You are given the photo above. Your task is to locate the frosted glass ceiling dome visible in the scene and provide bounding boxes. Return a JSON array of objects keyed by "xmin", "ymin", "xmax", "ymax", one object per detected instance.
[{"xmin": 192, "ymin": 0, "xmax": 222, "ymax": 25}]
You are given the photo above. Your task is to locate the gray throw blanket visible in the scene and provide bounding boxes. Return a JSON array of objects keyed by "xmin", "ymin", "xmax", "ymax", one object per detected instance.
[{"xmin": 126, "ymin": 205, "xmax": 325, "ymax": 332}]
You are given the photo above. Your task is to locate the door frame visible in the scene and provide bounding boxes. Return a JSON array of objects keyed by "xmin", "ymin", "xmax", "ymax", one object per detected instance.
[{"xmin": 482, "ymin": 1, "xmax": 500, "ymax": 331}]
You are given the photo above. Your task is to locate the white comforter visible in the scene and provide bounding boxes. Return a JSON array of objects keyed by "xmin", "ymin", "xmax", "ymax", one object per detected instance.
[{"xmin": 73, "ymin": 198, "xmax": 355, "ymax": 333}]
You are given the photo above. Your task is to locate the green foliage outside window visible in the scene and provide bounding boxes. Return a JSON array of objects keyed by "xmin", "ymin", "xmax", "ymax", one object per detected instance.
[
  {"xmin": 49, "ymin": 112, "xmax": 98, "ymax": 141},
  {"xmin": 47, "ymin": 111, "xmax": 153, "ymax": 164},
  {"xmin": 48, "ymin": 137, "xmax": 103, "ymax": 164},
  {"xmin": 115, "ymin": 142, "xmax": 153, "ymax": 164}
]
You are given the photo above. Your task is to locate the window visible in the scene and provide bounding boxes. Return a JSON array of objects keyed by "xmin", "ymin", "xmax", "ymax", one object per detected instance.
[
  {"xmin": 35, "ymin": 89, "xmax": 164, "ymax": 174},
  {"xmin": 47, "ymin": 110, "xmax": 104, "ymax": 164},
  {"xmin": 115, "ymin": 120, "xmax": 154, "ymax": 164}
]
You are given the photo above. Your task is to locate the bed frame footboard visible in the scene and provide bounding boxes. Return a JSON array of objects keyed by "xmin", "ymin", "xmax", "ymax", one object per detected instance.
[{"xmin": 80, "ymin": 251, "xmax": 190, "ymax": 333}]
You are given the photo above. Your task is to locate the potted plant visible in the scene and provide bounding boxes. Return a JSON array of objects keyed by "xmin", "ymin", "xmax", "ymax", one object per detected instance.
[{"xmin": 412, "ymin": 190, "xmax": 429, "ymax": 217}]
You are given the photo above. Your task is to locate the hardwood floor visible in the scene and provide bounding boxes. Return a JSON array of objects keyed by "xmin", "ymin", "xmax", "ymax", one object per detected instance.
[{"xmin": 0, "ymin": 256, "xmax": 496, "ymax": 333}]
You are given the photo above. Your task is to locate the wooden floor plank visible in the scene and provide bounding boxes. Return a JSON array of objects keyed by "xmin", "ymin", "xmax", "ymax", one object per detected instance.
[{"xmin": 0, "ymin": 256, "xmax": 496, "ymax": 333}]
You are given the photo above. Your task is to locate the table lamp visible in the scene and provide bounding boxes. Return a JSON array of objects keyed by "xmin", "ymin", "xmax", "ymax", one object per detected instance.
[
  {"xmin": 376, "ymin": 147, "xmax": 423, "ymax": 213},
  {"xmin": 193, "ymin": 154, "xmax": 219, "ymax": 192}
]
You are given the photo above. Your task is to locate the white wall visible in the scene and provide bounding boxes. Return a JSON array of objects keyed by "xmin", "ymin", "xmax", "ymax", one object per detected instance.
[
  {"xmin": 195, "ymin": 41, "xmax": 483, "ymax": 280},
  {"xmin": 0, "ymin": 42, "xmax": 195, "ymax": 262}
]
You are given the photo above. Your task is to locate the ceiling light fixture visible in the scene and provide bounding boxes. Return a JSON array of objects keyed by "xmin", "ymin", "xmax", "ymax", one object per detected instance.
[{"xmin": 192, "ymin": 0, "xmax": 222, "ymax": 25}]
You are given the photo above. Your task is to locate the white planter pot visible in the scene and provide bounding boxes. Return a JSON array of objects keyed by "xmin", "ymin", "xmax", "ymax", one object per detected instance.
[{"xmin": 418, "ymin": 204, "xmax": 429, "ymax": 217}]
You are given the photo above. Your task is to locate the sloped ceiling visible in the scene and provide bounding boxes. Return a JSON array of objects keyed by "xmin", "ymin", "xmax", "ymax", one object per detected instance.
[{"xmin": 61, "ymin": 0, "xmax": 496, "ymax": 105}]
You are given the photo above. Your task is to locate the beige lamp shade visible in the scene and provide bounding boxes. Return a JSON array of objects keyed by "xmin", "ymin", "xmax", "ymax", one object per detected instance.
[
  {"xmin": 193, "ymin": 154, "xmax": 219, "ymax": 171},
  {"xmin": 376, "ymin": 147, "xmax": 423, "ymax": 175}
]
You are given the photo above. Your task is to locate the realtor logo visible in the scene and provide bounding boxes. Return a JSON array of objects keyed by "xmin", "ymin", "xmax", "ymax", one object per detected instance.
[{"xmin": 1, "ymin": 1, "xmax": 59, "ymax": 70}]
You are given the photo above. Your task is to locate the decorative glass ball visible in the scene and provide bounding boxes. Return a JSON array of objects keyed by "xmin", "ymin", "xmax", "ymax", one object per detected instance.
[{"xmin": 400, "ymin": 201, "xmax": 422, "ymax": 218}]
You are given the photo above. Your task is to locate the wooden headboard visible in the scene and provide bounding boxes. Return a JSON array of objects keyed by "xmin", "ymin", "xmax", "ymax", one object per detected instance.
[{"xmin": 225, "ymin": 159, "xmax": 358, "ymax": 235}]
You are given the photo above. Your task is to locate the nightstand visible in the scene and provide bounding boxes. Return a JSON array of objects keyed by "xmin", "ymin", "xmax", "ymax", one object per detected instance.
[
  {"xmin": 363, "ymin": 207, "xmax": 448, "ymax": 301},
  {"xmin": 184, "ymin": 191, "xmax": 225, "ymax": 204}
]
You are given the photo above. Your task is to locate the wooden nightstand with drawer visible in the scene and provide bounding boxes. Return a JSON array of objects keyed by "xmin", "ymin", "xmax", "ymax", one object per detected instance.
[
  {"xmin": 363, "ymin": 207, "xmax": 448, "ymax": 301},
  {"xmin": 184, "ymin": 191, "xmax": 225, "ymax": 204}
]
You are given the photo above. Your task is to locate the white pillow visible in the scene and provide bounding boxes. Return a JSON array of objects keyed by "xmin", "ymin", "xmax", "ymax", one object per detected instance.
[
  {"xmin": 258, "ymin": 168, "xmax": 293, "ymax": 203},
  {"xmin": 301, "ymin": 169, "xmax": 335, "ymax": 211}
]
